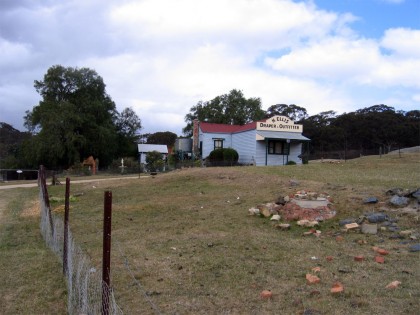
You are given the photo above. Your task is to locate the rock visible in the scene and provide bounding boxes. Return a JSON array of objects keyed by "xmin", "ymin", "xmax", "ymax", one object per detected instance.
[
  {"xmin": 330, "ymin": 282, "xmax": 344, "ymax": 294},
  {"xmin": 289, "ymin": 179, "xmax": 299, "ymax": 186},
  {"xmin": 389, "ymin": 195, "xmax": 410, "ymax": 207},
  {"xmin": 344, "ymin": 223, "xmax": 359, "ymax": 231},
  {"xmin": 326, "ymin": 256, "xmax": 334, "ymax": 261},
  {"xmin": 312, "ymin": 267, "xmax": 321, "ymax": 272},
  {"xmin": 361, "ymin": 223, "xmax": 378, "ymax": 235},
  {"xmin": 364, "ymin": 197, "xmax": 378, "ymax": 204},
  {"xmin": 275, "ymin": 196, "xmax": 287, "ymax": 205},
  {"xmin": 248, "ymin": 207, "xmax": 260, "ymax": 215},
  {"xmin": 411, "ymin": 189, "xmax": 420, "ymax": 201},
  {"xmin": 399, "ymin": 230, "xmax": 413, "ymax": 237},
  {"xmin": 284, "ymin": 195, "xmax": 290, "ymax": 202},
  {"xmin": 354, "ymin": 255, "xmax": 365, "ymax": 262},
  {"xmin": 339, "ymin": 218, "xmax": 356, "ymax": 226},
  {"xmin": 366, "ymin": 213, "xmax": 388, "ymax": 223},
  {"xmin": 338, "ymin": 267, "xmax": 352, "ymax": 274},
  {"xmin": 258, "ymin": 205, "xmax": 272, "ymax": 218},
  {"xmin": 270, "ymin": 214, "xmax": 281, "ymax": 221},
  {"xmin": 306, "ymin": 274, "xmax": 321, "ymax": 284},
  {"xmin": 276, "ymin": 223, "xmax": 291, "ymax": 230},
  {"xmin": 297, "ymin": 219, "xmax": 319, "ymax": 227},
  {"xmin": 386, "ymin": 281, "xmax": 401, "ymax": 289},
  {"xmin": 409, "ymin": 244, "xmax": 420, "ymax": 252},
  {"xmin": 388, "ymin": 226, "xmax": 400, "ymax": 232},
  {"xmin": 260, "ymin": 290, "xmax": 273, "ymax": 299}
]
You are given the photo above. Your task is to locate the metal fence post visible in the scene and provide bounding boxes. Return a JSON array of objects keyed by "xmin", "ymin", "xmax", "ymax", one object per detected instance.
[{"xmin": 102, "ymin": 191, "xmax": 112, "ymax": 315}]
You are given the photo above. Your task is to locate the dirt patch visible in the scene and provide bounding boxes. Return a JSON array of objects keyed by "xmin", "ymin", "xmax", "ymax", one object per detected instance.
[{"xmin": 21, "ymin": 200, "xmax": 41, "ymax": 218}]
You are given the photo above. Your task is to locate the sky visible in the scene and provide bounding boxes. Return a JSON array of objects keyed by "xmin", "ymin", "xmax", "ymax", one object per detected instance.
[{"xmin": 0, "ymin": 0, "xmax": 419, "ymax": 136}]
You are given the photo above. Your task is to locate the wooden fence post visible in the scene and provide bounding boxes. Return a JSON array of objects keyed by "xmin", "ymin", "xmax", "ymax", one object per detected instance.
[
  {"xmin": 63, "ymin": 178, "xmax": 70, "ymax": 275},
  {"xmin": 102, "ymin": 191, "xmax": 112, "ymax": 315},
  {"xmin": 40, "ymin": 165, "xmax": 54, "ymax": 235}
]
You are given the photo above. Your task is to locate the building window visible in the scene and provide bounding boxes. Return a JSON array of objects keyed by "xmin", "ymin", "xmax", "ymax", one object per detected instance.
[
  {"xmin": 214, "ymin": 139, "xmax": 224, "ymax": 150},
  {"xmin": 268, "ymin": 140, "xmax": 289, "ymax": 154}
]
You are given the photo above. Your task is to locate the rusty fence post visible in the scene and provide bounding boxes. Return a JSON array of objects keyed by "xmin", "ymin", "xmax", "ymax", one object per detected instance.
[
  {"xmin": 102, "ymin": 191, "xmax": 112, "ymax": 315},
  {"xmin": 63, "ymin": 178, "xmax": 70, "ymax": 275}
]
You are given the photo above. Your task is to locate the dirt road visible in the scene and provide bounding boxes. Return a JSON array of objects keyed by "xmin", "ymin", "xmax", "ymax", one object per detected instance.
[{"xmin": 0, "ymin": 175, "xmax": 144, "ymax": 190}]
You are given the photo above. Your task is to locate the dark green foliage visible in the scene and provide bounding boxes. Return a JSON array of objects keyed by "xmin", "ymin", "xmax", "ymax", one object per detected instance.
[
  {"xmin": 22, "ymin": 65, "xmax": 141, "ymax": 168},
  {"xmin": 286, "ymin": 160, "xmax": 297, "ymax": 165},
  {"xmin": 147, "ymin": 131, "xmax": 177, "ymax": 147},
  {"xmin": 302, "ymin": 105, "xmax": 420, "ymax": 159},
  {"xmin": 145, "ymin": 151, "xmax": 165, "ymax": 172},
  {"xmin": 208, "ymin": 148, "xmax": 239, "ymax": 166},
  {"xmin": 265, "ymin": 104, "xmax": 308, "ymax": 121},
  {"xmin": 0, "ymin": 123, "xmax": 31, "ymax": 168},
  {"xmin": 183, "ymin": 89, "xmax": 265, "ymax": 136}
]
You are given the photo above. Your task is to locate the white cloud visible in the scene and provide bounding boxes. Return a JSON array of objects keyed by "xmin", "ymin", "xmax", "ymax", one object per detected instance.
[
  {"xmin": 0, "ymin": 0, "xmax": 418, "ymax": 135},
  {"xmin": 381, "ymin": 28, "xmax": 420, "ymax": 57}
]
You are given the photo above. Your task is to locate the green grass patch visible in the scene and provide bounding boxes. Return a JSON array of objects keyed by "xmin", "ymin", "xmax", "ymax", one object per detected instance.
[{"xmin": 0, "ymin": 188, "xmax": 67, "ymax": 314}]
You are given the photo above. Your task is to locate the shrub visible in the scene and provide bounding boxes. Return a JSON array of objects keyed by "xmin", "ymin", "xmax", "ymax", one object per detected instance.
[
  {"xmin": 286, "ymin": 160, "xmax": 297, "ymax": 165},
  {"xmin": 146, "ymin": 151, "xmax": 165, "ymax": 172},
  {"xmin": 208, "ymin": 148, "xmax": 239, "ymax": 166}
]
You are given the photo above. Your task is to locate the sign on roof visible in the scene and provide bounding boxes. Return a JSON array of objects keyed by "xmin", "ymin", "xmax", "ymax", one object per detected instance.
[{"xmin": 256, "ymin": 115, "xmax": 303, "ymax": 133}]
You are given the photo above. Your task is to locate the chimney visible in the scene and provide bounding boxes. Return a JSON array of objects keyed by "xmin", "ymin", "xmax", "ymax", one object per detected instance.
[{"xmin": 192, "ymin": 119, "xmax": 199, "ymax": 157}]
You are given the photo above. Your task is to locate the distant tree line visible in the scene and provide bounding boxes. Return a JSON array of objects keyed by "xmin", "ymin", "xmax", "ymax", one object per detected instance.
[
  {"xmin": 1, "ymin": 82, "xmax": 419, "ymax": 170},
  {"xmin": 184, "ymin": 91, "xmax": 419, "ymax": 159}
]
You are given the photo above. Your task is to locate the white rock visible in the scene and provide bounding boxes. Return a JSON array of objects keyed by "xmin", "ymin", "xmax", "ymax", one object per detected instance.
[
  {"xmin": 248, "ymin": 207, "xmax": 260, "ymax": 215},
  {"xmin": 270, "ymin": 214, "xmax": 281, "ymax": 221}
]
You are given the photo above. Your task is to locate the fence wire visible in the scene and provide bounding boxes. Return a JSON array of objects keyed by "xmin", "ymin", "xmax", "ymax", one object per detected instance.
[{"xmin": 39, "ymin": 186, "xmax": 123, "ymax": 315}]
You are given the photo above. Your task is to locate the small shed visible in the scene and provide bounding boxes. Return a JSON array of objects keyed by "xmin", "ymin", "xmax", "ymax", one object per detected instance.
[{"xmin": 137, "ymin": 144, "xmax": 169, "ymax": 164}]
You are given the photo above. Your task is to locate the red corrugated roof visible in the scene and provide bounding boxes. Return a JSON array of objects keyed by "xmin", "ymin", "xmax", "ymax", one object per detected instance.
[{"xmin": 199, "ymin": 121, "xmax": 256, "ymax": 133}]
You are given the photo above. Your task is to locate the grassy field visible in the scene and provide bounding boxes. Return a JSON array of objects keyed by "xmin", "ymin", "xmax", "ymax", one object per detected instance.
[
  {"xmin": 0, "ymin": 188, "xmax": 67, "ymax": 314},
  {"xmin": 1, "ymin": 152, "xmax": 419, "ymax": 314}
]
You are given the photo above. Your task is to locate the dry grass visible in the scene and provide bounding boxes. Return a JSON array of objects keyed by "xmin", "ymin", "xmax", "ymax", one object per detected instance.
[
  {"xmin": 1, "ymin": 152, "xmax": 419, "ymax": 314},
  {"xmin": 44, "ymin": 152, "xmax": 420, "ymax": 314}
]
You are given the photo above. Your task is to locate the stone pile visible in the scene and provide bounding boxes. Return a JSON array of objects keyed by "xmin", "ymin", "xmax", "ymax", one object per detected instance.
[
  {"xmin": 338, "ymin": 187, "xmax": 420, "ymax": 239},
  {"xmin": 248, "ymin": 190, "xmax": 336, "ymax": 224}
]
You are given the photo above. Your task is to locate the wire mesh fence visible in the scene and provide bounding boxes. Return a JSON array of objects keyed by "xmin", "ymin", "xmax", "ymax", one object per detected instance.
[{"xmin": 38, "ymin": 168, "xmax": 123, "ymax": 315}]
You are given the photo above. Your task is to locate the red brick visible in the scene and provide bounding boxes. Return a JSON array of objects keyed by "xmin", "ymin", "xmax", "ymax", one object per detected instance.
[
  {"xmin": 375, "ymin": 256, "xmax": 385, "ymax": 264},
  {"xmin": 260, "ymin": 290, "xmax": 273, "ymax": 299}
]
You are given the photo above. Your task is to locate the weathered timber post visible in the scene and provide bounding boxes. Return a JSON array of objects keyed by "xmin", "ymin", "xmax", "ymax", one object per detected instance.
[
  {"xmin": 63, "ymin": 177, "xmax": 70, "ymax": 275},
  {"xmin": 40, "ymin": 165, "xmax": 54, "ymax": 235},
  {"xmin": 102, "ymin": 191, "xmax": 112, "ymax": 315}
]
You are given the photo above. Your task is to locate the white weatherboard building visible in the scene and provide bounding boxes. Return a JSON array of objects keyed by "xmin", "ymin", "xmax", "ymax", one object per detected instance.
[
  {"xmin": 137, "ymin": 144, "xmax": 169, "ymax": 164},
  {"xmin": 193, "ymin": 116, "xmax": 310, "ymax": 166}
]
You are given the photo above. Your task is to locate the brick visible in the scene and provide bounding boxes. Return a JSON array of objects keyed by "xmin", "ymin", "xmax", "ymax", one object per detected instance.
[
  {"xmin": 260, "ymin": 290, "xmax": 273, "ymax": 299},
  {"xmin": 330, "ymin": 282, "xmax": 344, "ymax": 294},
  {"xmin": 306, "ymin": 274, "xmax": 321, "ymax": 284},
  {"xmin": 354, "ymin": 255, "xmax": 365, "ymax": 262},
  {"xmin": 375, "ymin": 256, "xmax": 385, "ymax": 264}
]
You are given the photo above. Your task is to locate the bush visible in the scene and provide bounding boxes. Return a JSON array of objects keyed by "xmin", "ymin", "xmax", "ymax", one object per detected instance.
[
  {"xmin": 146, "ymin": 151, "xmax": 165, "ymax": 172},
  {"xmin": 208, "ymin": 148, "xmax": 239, "ymax": 166},
  {"xmin": 286, "ymin": 160, "xmax": 296, "ymax": 165}
]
